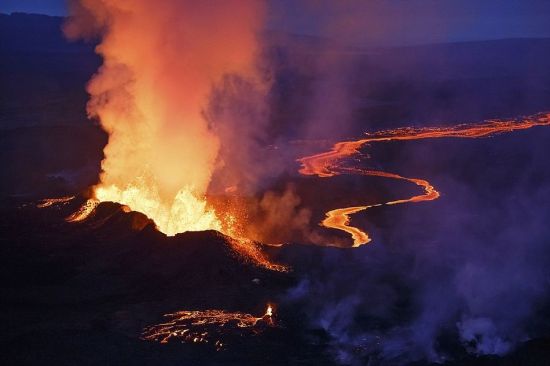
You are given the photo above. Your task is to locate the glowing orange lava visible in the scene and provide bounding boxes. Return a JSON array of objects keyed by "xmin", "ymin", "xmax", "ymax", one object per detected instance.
[
  {"xmin": 36, "ymin": 196, "xmax": 75, "ymax": 208},
  {"xmin": 298, "ymin": 113, "xmax": 550, "ymax": 246},
  {"xmin": 94, "ymin": 185, "xmax": 222, "ymax": 235},
  {"xmin": 64, "ymin": 0, "xmax": 266, "ymax": 246},
  {"xmin": 265, "ymin": 304, "xmax": 273, "ymax": 317},
  {"xmin": 60, "ymin": 196, "xmax": 287, "ymax": 272},
  {"xmin": 141, "ymin": 304, "xmax": 276, "ymax": 350},
  {"xmin": 65, "ymin": 198, "xmax": 100, "ymax": 222}
]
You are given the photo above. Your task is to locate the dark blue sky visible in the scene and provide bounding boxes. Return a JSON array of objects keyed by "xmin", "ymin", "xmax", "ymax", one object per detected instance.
[
  {"xmin": 268, "ymin": 0, "xmax": 550, "ymax": 46},
  {"xmin": 1, "ymin": 0, "xmax": 66, "ymax": 16},
  {"xmin": 2, "ymin": 0, "xmax": 550, "ymax": 46}
]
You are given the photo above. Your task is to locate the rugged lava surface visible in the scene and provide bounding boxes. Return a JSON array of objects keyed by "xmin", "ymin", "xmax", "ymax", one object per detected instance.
[{"xmin": 0, "ymin": 197, "xmax": 333, "ymax": 365}]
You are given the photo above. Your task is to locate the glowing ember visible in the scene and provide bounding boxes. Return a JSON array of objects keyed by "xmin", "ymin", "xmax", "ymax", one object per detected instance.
[
  {"xmin": 299, "ymin": 113, "xmax": 550, "ymax": 247},
  {"xmin": 141, "ymin": 304, "xmax": 276, "ymax": 350}
]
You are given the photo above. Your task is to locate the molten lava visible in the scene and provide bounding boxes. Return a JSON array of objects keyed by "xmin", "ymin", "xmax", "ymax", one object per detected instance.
[
  {"xmin": 141, "ymin": 304, "xmax": 276, "ymax": 350},
  {"xmin": 94, "ymin": 185, "xmax": 222, "ymax": 235},
  {"xmin": 299, "ymin": 113, "xmax": 550, "ymax": 247},
  {"xmin": 64, "ymin": 0, "xmax": 265, "ymax": 239},
  {"xmin": 36, "ymin": 196, "xmax": 75, "ymax": 208}
]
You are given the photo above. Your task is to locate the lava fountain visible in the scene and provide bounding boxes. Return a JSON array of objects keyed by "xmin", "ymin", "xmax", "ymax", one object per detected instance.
[{"xmin": 64, "ymin": 0, "xmax": 264, "ymax": 236}]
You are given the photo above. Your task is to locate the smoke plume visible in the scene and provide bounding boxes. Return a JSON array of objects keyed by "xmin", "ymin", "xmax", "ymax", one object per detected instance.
[{"xmin": 65, "ymin": 0, "xmax": 266, "ymax": 233}]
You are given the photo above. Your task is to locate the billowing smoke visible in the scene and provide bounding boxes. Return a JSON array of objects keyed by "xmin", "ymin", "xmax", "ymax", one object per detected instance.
[
  {"xmin": 244, "ymin": 183, "xmax": 312, "ymax": 244},
  {"xmin": 65, "ymin": 0, "xmax": 266, "ymax": 233}
]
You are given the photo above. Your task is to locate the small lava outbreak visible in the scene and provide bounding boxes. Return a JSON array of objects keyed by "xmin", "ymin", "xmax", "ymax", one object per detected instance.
[{"xmin": 141, "ymin": 304, "xmax": 275, "ymax": 351}]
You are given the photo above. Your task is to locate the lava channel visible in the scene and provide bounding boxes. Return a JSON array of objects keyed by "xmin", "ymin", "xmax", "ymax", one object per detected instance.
[{"xmin": 298, "ymin": 112, "xmax": 550, "ymax": 247}]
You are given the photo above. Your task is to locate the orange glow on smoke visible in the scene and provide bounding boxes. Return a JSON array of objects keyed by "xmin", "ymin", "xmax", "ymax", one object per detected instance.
[
  {"xmin": 299, "ymin": 113, "xmax": 550, "ymax": 247},
  {"xmin": 65, "ymin": 0, "xmax": 264, "ymax": 236}
]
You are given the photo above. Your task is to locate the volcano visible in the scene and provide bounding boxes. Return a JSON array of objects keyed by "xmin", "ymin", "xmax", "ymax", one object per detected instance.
[
  {"xmin": 1, "ymin": 196, "xmax": 331, "ymax": 365},
  {"xmin": 3, "ymin": 190, "xmax": 550, "ymax": 365},
  {"xmin": 3, "ymin": 8, "xmax": 550, "ymax": 366}
]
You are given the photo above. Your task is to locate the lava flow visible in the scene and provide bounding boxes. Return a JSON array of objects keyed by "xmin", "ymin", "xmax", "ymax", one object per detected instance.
[
  {"xmin": 141, "ymin": 304, "xmax": 276, "ymax": 351},
  {"xmin": 36, "ymin": 196, "xmax": 76, "ymax": 208},
  {"xmin": 299, "ymin": 112, "xmax": 550, "ymax": 247}
]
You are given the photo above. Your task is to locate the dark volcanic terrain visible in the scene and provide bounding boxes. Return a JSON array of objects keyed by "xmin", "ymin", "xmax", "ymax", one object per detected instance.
[
  {"xmin": 1, "ymin": 197, "xmax": 333, "ymax": 365},
  {"xmin": 2, "ymin": 12, "xmax": 550, "ymax": 366},
  {"xmin": 2, "ymin": 195, "xmax": 550, "ymax": 365}
]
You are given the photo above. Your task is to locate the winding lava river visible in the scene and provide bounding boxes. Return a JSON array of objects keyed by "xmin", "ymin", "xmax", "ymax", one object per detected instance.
[{"xmin": 298, "ymin": 112, "xmax": 550, "ymax": 247}]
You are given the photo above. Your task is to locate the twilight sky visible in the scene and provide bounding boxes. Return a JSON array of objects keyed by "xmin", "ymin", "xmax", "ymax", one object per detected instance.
[
  {"xmin": 2, "ymin": 0, "xmax": 550, "ymax": 46},
  {"xmin": 1, "ymin": 0, "xmax": 66, "ymax": 16}
]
